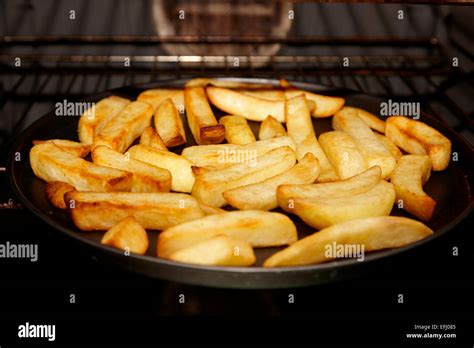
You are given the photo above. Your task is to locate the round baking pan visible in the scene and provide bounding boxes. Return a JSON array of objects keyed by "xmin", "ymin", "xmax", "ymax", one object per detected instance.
[{"xmin": 8, "ymin": 78, "xmax": 474, "ymax": 288}]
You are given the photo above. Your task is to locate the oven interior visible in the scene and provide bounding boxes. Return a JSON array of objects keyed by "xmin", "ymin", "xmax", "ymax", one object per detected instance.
[{"xmin": 0, "ymin": 0, "xmax": 473, "ymax": 320}]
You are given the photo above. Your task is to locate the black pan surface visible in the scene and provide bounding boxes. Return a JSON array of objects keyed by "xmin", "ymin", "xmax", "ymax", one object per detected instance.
[{"xmin": 8, "ymin": 78, "xmax": 474, "ymax": 288}]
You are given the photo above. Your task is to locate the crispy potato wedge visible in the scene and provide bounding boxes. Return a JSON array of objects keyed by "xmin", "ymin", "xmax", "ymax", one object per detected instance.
[
  {"xmin": 284, "ymin": 89, "xmax": 345, "ymax": 118},
  {"xmin": 385, "ymin": 116, "xmax": 451, "ymax": 171},
  {"xmin": 192, "ymin": 146, "xmax": 296, "ymax": 207},
  {"xmin": 101, "ymin": 216, "xmax": 149, "ymax": 255},
  {"xmin": 281, "ymin": 81, "xmax": 345, "ymax": 118},
  {"xmin": 338, "ymin": 106, "xmax": 386, "ymax": 133},
  {"xmin": 219, "ymin": 115, "xmax": 256, "ymax": 145},
  {"xmin": 127, "ymin": 144, "xmax": 195, "ymax": 193},
  {"xmin": 375, "ymin": 133, "xmax": 402, "ymax": 160},
  {"xmin": 285, "ymin": 94, "xmax": 338, "ymax": 182},
  {"xmin": 333, "ymin": 108, "xmax": 396, "ymax": 178},
  {"xmin": 391, "ymin": 155, "xmax": 436, "ymax": 221},
  {"xmin": 92, "ymin": 145, "xmax": 172, "ymax": 193},
  {"xmin": 306, "ymin": 100, "xmax": 317, "ymax": 113},
  {"xmin": 78, "ymin": 96, "xmax": 131, "ymax": 144},
  {"xmin": 32, "ymin": 139, "xmax": 91, "ymax": 158},
  {"xmin": 223, "ymin": 153, "xmax": 320, "ymax": 211},
  {"xmin": 185, "ymin": 78, "xmax": 273, "ymax": 89},
  {"xmin": 182, "ymin": 136, "xmax": 295, "ymax": 169},
  {"xmin": 139, "ymin": 126, "xmax": 167, "ymax": 151},
  {"xmin": 292, "ymin": 180, "xmax": 395, "ymax": 229},
  {"xmin": 199, "ymin": 203, "xmax": 226, "ymax": 215},
  {"xmin": 318, "ymin": 131, "xmax": 367, "ymax": 180},
  {"xmin": 30, "ymin": 143, "xmax": 132, "ymax": 192},
  {"xmin": 45, "ymin": 181, "xmax": 76, "ymax": 209},
  {"xmin": 137, "ymin": 88, "xmax": 184, "ymax": 112},
  {"xmin": 239, "ymin": 89, "xmax": 317, "ymax": 111},
  {"xmin": 277, "ymin": 166, "xmax": 382, "ymax": 213},
  {"xmin": 65, "ymin": 191, "xmax": 204, "ymax": 231},
  {"xmin": 258, "ymin": 115, "xmax": 287, "ymax": 140},
  {"xmin": 169, "ymin": 235, "xmax": 256, "ymax": 266},
  {"xmin": 94, "ymin": 101, "xmax": 153, "ymax": 153},
  {"xmin": 191, "ymin": 164, "xmax": 236, "ymax": 173},
  {"xmin": 240, "ymin": 89, "xmax": 286, "ymax": 101},
  {"xmin": 185, "ymin": 87, "xmax": 225, "ymax": 145},
  {"xmin": 207, "ymin": 86, "xmax": 286, "ymax": 122},
  {"xmin": 154, "ymin": 98, "xmax": 187, "ymax": 147},
  {"xmin": 191, "ymin": 166, "xmax": 210, "ymax": 176},
  {"xmin": 264, "ymin": 216, "xmax": 433, "ymax": 267},
  {"xmin": 157, "ymin": 210, "xmax": 297, "ymax": 258}
]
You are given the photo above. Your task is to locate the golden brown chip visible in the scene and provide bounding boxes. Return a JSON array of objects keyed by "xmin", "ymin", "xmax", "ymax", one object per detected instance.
[
  {"xmin": 291, "ymin": 180, "xmax": 396, "ymax": 229},
  {"xmin": 219, "ymin": 115, "xmax": 256, "ymax": 145},
  {"xmin": 65, "ymin": 191, "xmax": 204, "ymax": 231},
  {"xmin": 78, "ymin": 96, "xmax": 131, "ymax": 145},
  {"xmin": 223, "ymin": 153, "xmax": 320, "ymax": 211},
  {"xmin": 264, "ymin": 216, "xmax": 433, "ymax": 267},
  {"xmin": 101, "ymin": 216, "xmax": 149, "ymax": 255},
  {"xmin": 32, "ymin": 139, "xmax": 91, "ymax": 158},
  {"xmin": 333, "ymin": 108, "xmax": 396, "ymax": 178},
  {"xmin": 391, "ymin": 155, "xmax": 436, "ymax": 221},
  {"xmin": 185, "ymin": 86, "xmax": 225, "ymax": 145},
  {"xmin": 157, "ymin": 210, "xmax": 297, "ymax": 258},
  {"xmin": 154, "ymin": 98, "xmax": 187, "ymax": 147},
  {"xmin": 169, "ymin": 235, "xmax": 256, "ymax": 266},
  {"xmin": 139, "ymin": 127, "xmax": 167, "ymax": 151},
  {"xmin": 192, "ymin": 146, "xmax": 296, "ymax": 207},
  {"xmin": 92, "ymin": 145, "xmax": 172, "ymax": 193},
  {"xmin": 45, "ymin": 181, "xmax": 76, "ymax": 209},
  {"xmin": 385, "ymin": 116, "xmax": 451, "ymax": 171},
  {"xmin": 258, "ymin": 115, "xmax": 287, "ymax": 140},
  {"xmin": 318, "ymin": 131, "xmax": 367, "ymax": 180},
  {"xmin": 207, "ymin": 86, "xmax": 286, "ymax": 122},
  {"xmin": 30, "ymin": 142, "xmax": 132, "ymax": 192},
  {"xmin": 286, "ymin": 94, "xmax": 338, "ymax": 182},
  {"xmin": 93, "ymin": 101, "xmax": 153, "ymax": 153}
]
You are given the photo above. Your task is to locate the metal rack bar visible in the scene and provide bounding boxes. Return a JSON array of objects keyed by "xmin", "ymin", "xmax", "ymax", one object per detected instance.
[
  {"xmin": 0, "ymin": 75, "xmax": 27, "ymax": 110},
  {"xmin": 399, "ymin": 56, "xmax": 453, "ymax": 126},
  {"xmin": 419, "ymin": 72, "xmax": 474, "ymax": 132},
  {"xmin": 11, "ymin": 74, "xmax": 52, "ymax": 135},
  {"xmin": 349, "ymin": 73, "xmax": 365, "ymax": 92},
  {"xmin": 363, "ymin": 55, "xmax": 393, "ymax": 95},
  {"xmin": 431, "ymin": 84, "xmax": 474, "ymax": 132},
  {"xmin": 0, "ymin": 54, "xmax": 447, "ymax": 66},
  {"xmin": 0, "ymin": 35, "xmax": 444, "ymax": 47},
  {"xmin": 0, "ymin": 35, "xmax": 471, "ymax": 146}
]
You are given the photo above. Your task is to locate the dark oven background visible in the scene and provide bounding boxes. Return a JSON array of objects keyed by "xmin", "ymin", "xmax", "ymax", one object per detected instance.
[
  {"xmin": 0, "ymin": 1, "xmax": 473, "ymax": 343},
  {"xmin": 1, "ymin": 1, "xmax": 473, "ymax": 147}
]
